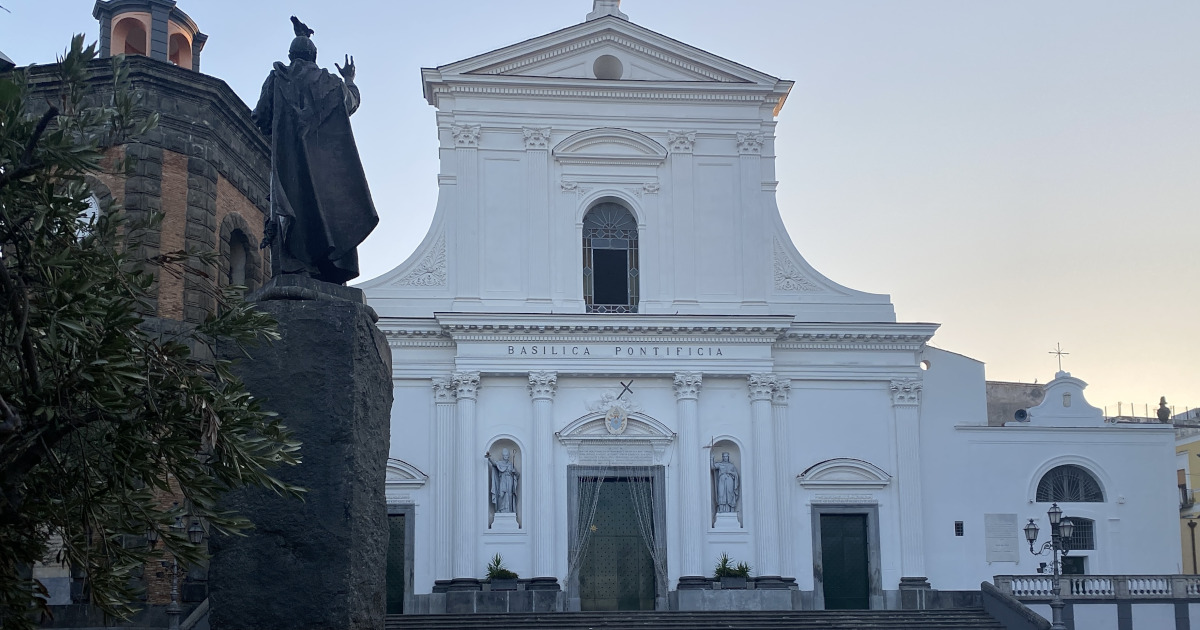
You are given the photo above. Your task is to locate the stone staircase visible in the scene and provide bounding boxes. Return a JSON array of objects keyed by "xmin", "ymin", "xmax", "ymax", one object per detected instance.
[{"xmin": 386, "ymin": 608, "xmax": 1006, "ymax": 629}]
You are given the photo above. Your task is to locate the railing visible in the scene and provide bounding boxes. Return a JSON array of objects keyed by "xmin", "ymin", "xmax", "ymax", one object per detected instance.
[
  {"xmin": 994, "ymin": 575, "xmax": 1200, "ymax": 600},
  {"xmin": 1182, "ymin": 486, "xmax": 1195, "ymax": 509}
]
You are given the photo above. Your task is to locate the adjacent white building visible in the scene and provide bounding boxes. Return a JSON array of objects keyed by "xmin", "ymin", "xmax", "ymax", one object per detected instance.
[{"xmin": 361, "ymin": 1, "xmax": 1179, "ymax": 613}]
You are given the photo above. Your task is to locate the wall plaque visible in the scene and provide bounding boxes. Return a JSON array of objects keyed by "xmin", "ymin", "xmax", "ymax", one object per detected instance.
[{"xmin": 984, "ymin": 513, "xmax": 1020, "ymax": 563}]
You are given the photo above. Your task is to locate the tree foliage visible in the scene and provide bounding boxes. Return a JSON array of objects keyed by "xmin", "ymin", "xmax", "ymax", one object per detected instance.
[{"xmin": 0, "ymin": 37, "xmax": 301, "ymax": 626}]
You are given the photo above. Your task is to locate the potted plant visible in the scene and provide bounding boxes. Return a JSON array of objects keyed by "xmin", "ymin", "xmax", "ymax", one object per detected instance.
[
  {"xmin": 486, "ymin": 553, "xmax": 519, "ymax": 591},
  {"xmin": 713, "ymin": 552, "xmax": 751, "ymax": 589}
]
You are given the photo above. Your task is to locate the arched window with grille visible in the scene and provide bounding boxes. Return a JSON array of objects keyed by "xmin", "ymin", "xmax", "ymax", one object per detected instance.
[
  {"xmin": 1036, "ymin": 464, "xmax": 1104, "ymax": 502},
  {"xmin": 583, "ymin": 202, "xmax": 638, "ymax": 313}
]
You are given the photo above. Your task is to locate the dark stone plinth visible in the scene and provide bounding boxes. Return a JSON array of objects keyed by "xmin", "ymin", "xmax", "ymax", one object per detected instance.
[
  {"xmin": 526, "ymin": 577, "xmax": 562, "ymax": 591},
  {"xmin": 209, "ymin": 296, "xmax": 392, "ymax": 630},
  {"xmin": 751, "ymin": 576, "xmax": 797, "ymax": 590},
  {"xmin": 248, "ymin": 274, "xmax": 368, "ymax": 305},
  {"xmin": 899, "ymin": 576, "xmax": 932, "ymax": 610},
  {"xmin": 677, "ymin": 575, "xmax": 711, "ymax": 590},
  {"xmin": 445, "ymin": 577, "xmax": 483, "ymax": 592}
]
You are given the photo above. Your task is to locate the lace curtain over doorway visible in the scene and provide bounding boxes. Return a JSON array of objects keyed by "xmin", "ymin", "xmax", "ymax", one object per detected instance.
[{"xmin": 566, "ymin": 442, "xmax": 667, "ymax": 608}]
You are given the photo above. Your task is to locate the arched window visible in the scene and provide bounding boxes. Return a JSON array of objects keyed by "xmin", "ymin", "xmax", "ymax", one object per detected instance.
[
  {"xmin": 583, "ymin": 202, "xmax": 638, "ymax": 313},
  {"xmin": 1036, "ymin": 464, "xmax": 1104, "ymax": 502},
  {"xmin": 169, "ymin": 33, "xmax": 192, "ymax": 68},
  {"xmin": 113, "ymin": 17, "xmax": 148, "ymax": 56},
  {"xmin": 228, "ymin": 230, "xmax": 250, "ymax": 287}
]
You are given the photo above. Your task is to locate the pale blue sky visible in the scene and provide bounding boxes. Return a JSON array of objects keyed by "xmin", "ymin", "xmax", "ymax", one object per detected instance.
[{"xmin": 1, "ymin": 0, "xmax": 1196, "ymax": 413}]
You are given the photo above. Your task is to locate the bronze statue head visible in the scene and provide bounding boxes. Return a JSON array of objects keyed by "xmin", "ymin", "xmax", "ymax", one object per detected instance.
[{"xmin": 289, "ymin": 36, "xmax": 317, "ymax": 63}]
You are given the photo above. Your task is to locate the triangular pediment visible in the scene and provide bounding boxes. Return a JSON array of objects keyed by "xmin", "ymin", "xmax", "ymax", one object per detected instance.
[{"xmin": 426, "ymin": 17, "xmax": 781, "ymax": 90}]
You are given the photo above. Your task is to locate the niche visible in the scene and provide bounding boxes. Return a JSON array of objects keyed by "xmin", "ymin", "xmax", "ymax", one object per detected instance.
[
  {"xmin": 710, "ymin": 439, "xmax": 743, "ymax": 528},
  {"xmin": 486, "ymin": 439, "xmax": 521, "ymax": 530}
]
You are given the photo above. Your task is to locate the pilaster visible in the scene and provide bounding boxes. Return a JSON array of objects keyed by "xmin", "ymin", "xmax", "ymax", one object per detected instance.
[
  {"xmin": 452, "ymin": 370, "xmax": 480, "ymax": 580},
  {"xmin": 891, "ymin": 378, "xmax": 929, "ymax": 599},
  {"xmin": 748, "ymin": 374, "xmax": 781, "ymax": 578},
  {"xmin": 668, "ymin": 131, "xmax": 697, "ymax": 304},
  {"xmin": 528, "ymin": 371, "xmax": 558, "ymax": 579},
  {"xmin": 523, "ymin": 128, "xmax": 552, "ymax": 302},
  {"xmin": 673, "ymin": 372, "xmax": 704, "ymax": 580},
  {"xmin": 770, "ymin": 378, "xmax": 793, "ymax": 578},
  {"xmin": 432, "ymin": 377, "xmax": 457, "ymax": 581},
  {"xmin": 737, "ymin": 132, "xmax": 767, "ymax": 305},
  {"xmin": 452, "ymin": 124, "xmax": 481, "ymax": 304}
]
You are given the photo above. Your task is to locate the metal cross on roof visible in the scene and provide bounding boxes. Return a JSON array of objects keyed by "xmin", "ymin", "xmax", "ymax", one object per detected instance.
[
  {"xmin": 1049, "ymin": 343, "xmax": 1070, "ymax": 372},
  {"xmin": 617, "ymin": 380, "xmax": 634, "ymax": 399}
]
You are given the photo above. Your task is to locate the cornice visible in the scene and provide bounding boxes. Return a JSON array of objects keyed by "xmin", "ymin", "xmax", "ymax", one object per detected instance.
[
  {"xmin": 426, "ymin": 76, "xmax": 782, "ymax": 110},
  {"xmin": 776, "ymin": 323, "xmax": 938, "ymax": 350},
  {"xmin": 432, "ymin": 313, "xmax": 794, "ymax": 343}
]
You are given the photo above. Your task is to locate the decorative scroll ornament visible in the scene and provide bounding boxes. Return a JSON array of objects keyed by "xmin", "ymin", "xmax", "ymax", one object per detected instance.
[
  {"xmin": 736, "ymin": 132, "xmax": 764, "ymax": 155},
  {"xmin": 773, "ymin": 237, "xmax": 820, "ymax": 292},
  {"xmin": 393, "ymin": 233, "xmax": 446, "ymax": 287},
  {"xmin": 451, "ymin": 124, "xmax": 481, "ymax": 147},
  {"xmin": 890, "ymin": 379, "xmax": 923, "ymax": 406},
  {"xmin": 587, "ymin": 391, "xmax": 640, "ymax": 435},
  {"xmin": 667, "ymin": 130, "xmax": 696, "ymax": 153},
  {"xmin": 522, "ymin": 126, "xmax": 552, "ymax": 149}
]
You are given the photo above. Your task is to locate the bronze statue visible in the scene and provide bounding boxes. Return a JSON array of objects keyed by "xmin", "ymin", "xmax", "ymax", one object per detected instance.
[{"xmin": 252, "ymin": 16, "xmax": 378, "ymax": 285}]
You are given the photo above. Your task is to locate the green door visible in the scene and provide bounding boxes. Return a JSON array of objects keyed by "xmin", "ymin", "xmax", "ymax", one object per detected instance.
[
  {"xmin": 385, "ymin": 514, "xmax": 405, "ymax": 614},
  {"xmin": 578, "ymin": 478, "xmax": 656, "ymax": 611},
  {"xmin": 820, "ymin": 513, "xmax": 869, "ymax": 610}
]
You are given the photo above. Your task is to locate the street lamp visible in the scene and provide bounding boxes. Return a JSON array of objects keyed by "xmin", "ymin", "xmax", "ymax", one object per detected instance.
[
  {"xmin": 146, "ymin": 510, "xmax": 205, "ymax": 630},
  {"xmin": 1024, "ymin": 502, "xmax": 1075, "ymax": 630}
]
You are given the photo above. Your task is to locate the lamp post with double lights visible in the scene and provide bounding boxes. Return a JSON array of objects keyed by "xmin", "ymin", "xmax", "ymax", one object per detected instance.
[
  {"xmin": 145, "ymin": 513, "xmax": 205, "ymax": 630},
  {"xmin": 1024, "ymin": 503, "xmax": 1075, "ymax": 630}
]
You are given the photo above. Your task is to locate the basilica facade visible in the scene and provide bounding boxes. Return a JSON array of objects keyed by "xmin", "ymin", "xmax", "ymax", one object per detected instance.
[{"xmin": 362, "ymin": 1, "xmax": 1179, "ymax": 613}]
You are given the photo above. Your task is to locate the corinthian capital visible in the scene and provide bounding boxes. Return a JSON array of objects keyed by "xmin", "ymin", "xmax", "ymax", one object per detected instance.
[
  {"xmin": 522, "ymin": 126, "xmax": 551, "ymax": 150},
  {"xmin": 432, "ymin": 377, "xmax": 457, "ymax": 403},
  {"xmin": 451, "ymin": 124, "xmax": 481, "ymax": 148},
  {"xmin": 667, "ymin": 130, "xmax": 696, "ymax": 153},
  {"xmin": 747, "ymin": 373, "xmax": 776, "ymax": 401},
  {"xmin": 772, "ymin": 378, "xmax": 791, "ymax": 405},
  {"xmin": 452, "ymin": 371, "xmax": 481, "ymax": 400},
  {"xmin": 736, "ymin": 131, "xmax": 764, "ymax": 155},
  {"xmin": 890, "ymin": 378, "xmax": 922, "ymax": 407},
  {"xmin": 673, "ymin": 372, "xmax": 703, "ymax": 400},
  {"xmin": 528, "ymin": 371, "xmax": 558, "ymax": 400}
]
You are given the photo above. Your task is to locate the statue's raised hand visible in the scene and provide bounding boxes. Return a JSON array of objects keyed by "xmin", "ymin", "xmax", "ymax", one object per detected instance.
[{"xmin": 335, "ymin": 55, "xmax": 355, "ymax": 82}]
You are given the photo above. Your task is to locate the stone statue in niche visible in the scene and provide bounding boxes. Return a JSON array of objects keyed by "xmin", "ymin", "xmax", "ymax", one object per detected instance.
[
  {"xmin": 712, "ymin": 452, "xmax": 740, "ymax": 513},
  {"xmin": 252, "ymin": 16, "xmax": 378, "ymax": 284},
  {"xmin": 486, "ymin": 448, "xmax": 519, "ymax": 513}
]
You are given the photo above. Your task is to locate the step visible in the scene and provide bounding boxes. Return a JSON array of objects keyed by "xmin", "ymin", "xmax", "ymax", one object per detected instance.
[{"xmin": 386, "ymin": 608, "xmax": 1005, "ymax": 630}]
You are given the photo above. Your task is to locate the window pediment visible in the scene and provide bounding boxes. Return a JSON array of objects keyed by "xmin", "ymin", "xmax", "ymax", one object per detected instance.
[
  {"xmin": 798, "ymin": 458, "xmax": 891, "ymax": 489},
  {"xmin": 385, "ymin": 458, "xmax": 428, "ymax": 490},
  {"xmin": 553, "ymin": 128, "xmax": 667, "ymax": 166}
]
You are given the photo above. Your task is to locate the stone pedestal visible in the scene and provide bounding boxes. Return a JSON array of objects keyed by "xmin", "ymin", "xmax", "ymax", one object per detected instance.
[
  {"xmin": 713, "ymin": 512, "xmax": 741, "ymax": 530},
  {"xmin": 491, "ymin": 512, "xmax": 519, "ymax": 532},
  {"xmin": 209, "ymin": 278, "xmax": 392, "ymax": 630}
]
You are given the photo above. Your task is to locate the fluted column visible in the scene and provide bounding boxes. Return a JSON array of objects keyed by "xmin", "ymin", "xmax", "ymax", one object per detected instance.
[
  {"xmin": 770, "ymin": 378, "xmax": 794, "ymax": 578},
  {"xmin": 432, "ymin": 377, "xmax": 458, "ymax": 581},
  {"xmin": 673, "ymin": 372, "xmax": 704, "ymax": 579},
  {"xmin": 891, "ymin": 378, "xmax": 929, "ymax": 596},
  {"xmin": 452, "ymin": 371, "xmax": 480, "ymax": 580},
  {"xmin": 748, "ymin": 374, "xmax": 781, "ymax": 577},
  {"xmin": 528, "ymin": 371, "xmax": 558, "ymax": 579}
]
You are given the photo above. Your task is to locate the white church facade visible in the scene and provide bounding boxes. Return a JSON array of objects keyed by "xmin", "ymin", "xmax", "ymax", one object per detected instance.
[{"xmin": 361, "ymin": 1, "xmax": 1180, "ymax": 613}]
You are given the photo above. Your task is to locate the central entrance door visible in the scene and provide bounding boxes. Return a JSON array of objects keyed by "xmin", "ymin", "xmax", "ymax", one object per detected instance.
[
  {"xmin": 578, "ymin": 477, "xmax": 656, "ymax": 611},
  {"xmin": 819, "ymin": 513, "xmax": 870, "ymax": 610}
]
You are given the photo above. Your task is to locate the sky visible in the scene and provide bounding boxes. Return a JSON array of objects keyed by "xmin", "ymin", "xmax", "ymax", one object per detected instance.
[{"xmin": 1, "ymin": 0, "xmax": 1196, "ymax": 416}]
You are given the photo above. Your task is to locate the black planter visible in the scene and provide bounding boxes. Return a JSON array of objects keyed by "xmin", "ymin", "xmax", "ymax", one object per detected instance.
[
  {"xmin": 489, "ymin": 578, "xmax": 518, "ymax": 591},
  {"xmin": 719, "ymin": 576, "xmax": 748, "ymax": 590}
]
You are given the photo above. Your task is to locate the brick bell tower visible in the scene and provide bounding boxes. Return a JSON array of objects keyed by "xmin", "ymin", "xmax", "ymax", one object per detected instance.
[{"xmin": 93, "ymin": 0, "xmax": 208, "ymax": 70}]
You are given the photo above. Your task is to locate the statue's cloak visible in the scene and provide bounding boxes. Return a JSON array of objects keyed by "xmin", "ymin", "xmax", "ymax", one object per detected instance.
[{"xmin": 253, "ymin": 60, "xmax": 378, "ymax": 284}]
